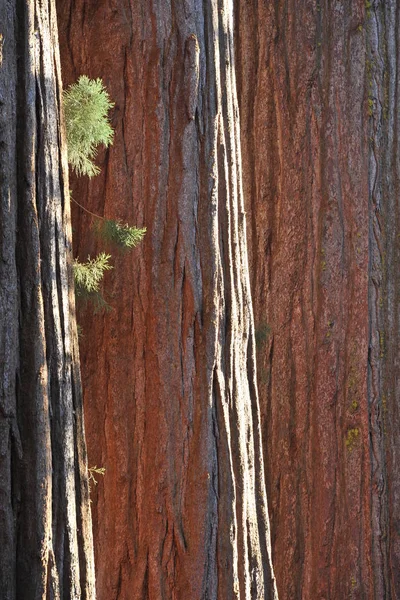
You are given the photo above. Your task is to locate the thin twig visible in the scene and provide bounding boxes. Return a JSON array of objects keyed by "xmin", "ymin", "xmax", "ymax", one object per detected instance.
[{"xmin": 70, "ymin": 196, "xmax": 105, "ymax": 220}]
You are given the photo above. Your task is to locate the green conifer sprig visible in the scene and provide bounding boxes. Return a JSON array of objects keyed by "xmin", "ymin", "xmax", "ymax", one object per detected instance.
[
  {"xmin": 65, "ymin": 76, "xmax": 146, "ymax": 314},
  {"xmin": 73, "ymin": 253, "xmax": 113, "ymax": 312},
  {"xmin": 94, "ymin": 219, "xmax": 146, "ymax": 250},
  {"xmin": 63, "ymin": 76, "xmax": 114, "ymax": 177}
]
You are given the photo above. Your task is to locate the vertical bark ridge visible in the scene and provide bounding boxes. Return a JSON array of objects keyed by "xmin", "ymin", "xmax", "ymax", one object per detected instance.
[{"xmin": 0, "ymin": 0, "xmax": 95, "ymax": 598}]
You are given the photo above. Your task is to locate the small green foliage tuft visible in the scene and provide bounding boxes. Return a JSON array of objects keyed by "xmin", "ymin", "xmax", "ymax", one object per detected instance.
[
  {"xmin": 64, "ymin": 76, "xmax": 114, "ymax": 177},
  {"xmin": 94, "ymin": 219, "xmax": 146, "ymax": 250},
  {"xmin": 73, "ymin": 252, "xmax": 112, "ymax": 294},
  {"xmin": 73, "ymin": 253, "xmax": 113, "ymax": 311}
]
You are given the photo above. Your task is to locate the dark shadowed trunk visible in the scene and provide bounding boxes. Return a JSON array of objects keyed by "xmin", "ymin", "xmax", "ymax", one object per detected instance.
[
  {"xmin": 0, "ymin": 1, "xmax": 95, "ymax": 598},
  {"xmin": 236, "ymin": 1, "xmax": 400, "ymax": 598},
  {"xmin": 57, "ymin": 0, "xmax": 277, "ymax": 598}
]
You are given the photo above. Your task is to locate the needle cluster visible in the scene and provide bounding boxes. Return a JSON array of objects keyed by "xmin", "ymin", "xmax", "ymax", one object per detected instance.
[{"xmin": 64, "ymin": 76, "xmax": 114, "ymax": 177}]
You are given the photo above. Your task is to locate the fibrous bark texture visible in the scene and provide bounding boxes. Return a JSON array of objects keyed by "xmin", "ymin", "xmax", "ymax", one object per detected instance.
[
  {"xmin": 236, "ymin": 1, "xmax": 400, "ymax": 598},
  {"xmin": 57, "ymin": 0, "xmax": 277, "ymax": 598},
  {"xmin": 0, "ymin": 1, "xmax": 95, "ymax": 598}
]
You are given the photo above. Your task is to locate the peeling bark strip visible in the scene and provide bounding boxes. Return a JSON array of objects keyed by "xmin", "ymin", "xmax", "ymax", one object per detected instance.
[
  {"xmin": 0, "ymin": 1, "xmax": 95, "ymax": 598},
  {"xmin": 57, "ymin": 0, "xmax": 277, "ymax": 598},
  {"xmin": 236, "ymin": 0, "xmax": 400, "ymax": 599}
]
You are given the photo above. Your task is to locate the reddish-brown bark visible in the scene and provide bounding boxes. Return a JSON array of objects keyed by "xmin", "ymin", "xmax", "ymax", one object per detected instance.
[
  {"xmin": 236, "ymin": 1, "xmax": 400, "ymax": 598},
  {"xmin": 57, "ymin": 1, "xmax": 277, "ymax": 599}
]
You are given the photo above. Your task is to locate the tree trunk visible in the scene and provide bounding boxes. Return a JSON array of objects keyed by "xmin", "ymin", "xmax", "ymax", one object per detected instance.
[
  {"xmin": 0, "ymin": 1, "xmax": 95, "ymax": 598},
  {"xmin": 56, "ymin": 0, "xmax": 277, "ymax": 598},
  {"xmin": 236, "ymin": 1, "xmax": 400, "ymax": 598}
]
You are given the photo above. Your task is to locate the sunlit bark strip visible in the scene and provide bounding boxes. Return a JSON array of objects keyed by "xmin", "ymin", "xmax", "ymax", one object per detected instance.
[{"xmin": 0, "ymin": 1, "xmax": 95, "ymax": 598}]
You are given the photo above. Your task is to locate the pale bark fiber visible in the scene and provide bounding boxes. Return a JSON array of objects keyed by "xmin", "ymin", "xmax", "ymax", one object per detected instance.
[
  {"xmin": 0, "ymin": 1, "xmax": 95, "ymax": 598},
  {"xmin": 236, "ymin": 1, "xmax": 400, "ymax": 598},
  {"xmin": 57, "ymin": 0, "xmax": 277, "ymax": 598}
]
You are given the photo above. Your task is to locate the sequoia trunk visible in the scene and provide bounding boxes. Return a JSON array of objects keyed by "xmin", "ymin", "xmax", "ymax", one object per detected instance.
[
  {"xmin": 0, "ymin": 1, "xmax": 95, "ymax": 598},
  {"xmin": 57, "ymin": 0, "xmax": 277, "ymax": 599},
  {"xmin": 236, "ymin": 1, "xmax": 400, "ymax": 598}
]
